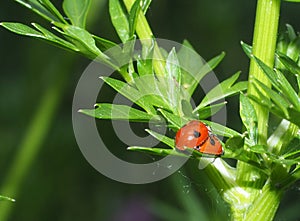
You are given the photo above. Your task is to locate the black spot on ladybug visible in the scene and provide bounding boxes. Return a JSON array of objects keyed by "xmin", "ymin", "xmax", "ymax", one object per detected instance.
[
  {"xmin": 209, "ymin": 136, "xmax": 215, "ymax": 146},
  {"xmin": 193, "ymin": 130, "xmax": 201, "ymax": 138}
]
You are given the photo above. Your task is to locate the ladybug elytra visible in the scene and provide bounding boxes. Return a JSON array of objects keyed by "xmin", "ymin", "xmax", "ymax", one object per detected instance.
[{"xmin": 175, "ymin": 120, "xmax": 224, "ymax": 156}]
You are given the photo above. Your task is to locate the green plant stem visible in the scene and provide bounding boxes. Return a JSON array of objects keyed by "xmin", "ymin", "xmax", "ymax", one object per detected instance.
[
  {"xmin": 248, "ymin": 0, "xmax": 281, "ymax": 145},
  {"xmin": 235, "ymin": 0, "xmax": 281, "ymax": 219},
  {"xmin": 0, "ymin": 56, "xmax": 73, "ymax": 221},
  {"xmin": 123, "ymin": 0, "xmax": 165, "ymax": 76},
  {"xmin": 237, "ymin": 0, "xmax": 281, "ymax": 185},
  {"xmin": 244, "ymin": 181, "xmax": 283, "ymax": 221}
]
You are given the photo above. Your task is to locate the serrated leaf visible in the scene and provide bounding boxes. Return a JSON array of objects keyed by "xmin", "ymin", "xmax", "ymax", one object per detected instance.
[
  {"xmin": 109, "ymin": 0, "xmax": 130, "ymax": 42},
  {"xmin": 79, "ymin": 103, "xmax": 158, "ymax": 121},
  {"xmin": 145, "ymin": 129, "xmax": 175, "ymax": 148},
  {"xmin": 63, "ymin": 0, "xmax": 91, "ymax": 28},
  {"xmin": 194, "ymin": 72, "xmax": 247, "ymax": 111},
  {"xmin": 239, "ymin": 93, "xmax": 258, "ymax": 145}
]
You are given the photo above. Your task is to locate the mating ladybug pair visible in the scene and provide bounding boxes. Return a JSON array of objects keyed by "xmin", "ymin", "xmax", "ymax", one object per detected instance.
[{"xmin": 175, "ymin": 120, "xmax": 224, "ymax": 156}]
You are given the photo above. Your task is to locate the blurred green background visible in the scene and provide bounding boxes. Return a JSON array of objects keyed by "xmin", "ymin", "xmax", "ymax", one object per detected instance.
[{"xmin": 1, "ymin": 0, "xmax": 300, "ymax": 220}]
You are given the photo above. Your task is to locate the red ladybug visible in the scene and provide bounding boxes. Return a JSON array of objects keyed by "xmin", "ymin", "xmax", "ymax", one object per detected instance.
[{"xmin": 175, "ymin": 120, "xmax": 224, "ymax": 156}]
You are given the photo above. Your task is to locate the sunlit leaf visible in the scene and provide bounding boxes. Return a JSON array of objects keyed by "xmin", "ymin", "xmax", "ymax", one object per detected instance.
[
  {"xmin": 109, "ymin": 0, "xmax": 129, "ymax": 42},
  {"xmin": 253, "ymin": 56, "xmax": 300, "ymax": 110},
  {"xmin": 128, "ymin": 0, "xmax": 141, "ymax": 37},
  {"xmin": 197, "ymin": 102, "xmax": 226, "ymax": 119},
  {"xmin": 101, "ymin": 76, "xmax": 155, "ymax": 114},
  {"xmin": 145, "ymin": 129, "xmax": 175, "ymax": 148},
  {"xmin": 63, "ymin": 0, "xmax": 91, "ymax": 28},
  {"xmin": 239, "ymin": 93, "xmax": 257, "ymax": 145},
  {"xmin": 127, "ymin": 146, "xmax": 182, "ymax": 157},
  {"xmin": 79, "ymin": 103, "xmax": 158, "ymax": 121},
  {"xmin": 158, "ymin": 109, "xmax": 185, "ymax": 129},
  {"xmin": 195, "ymin": 72, "xmax": 247, "ymax": 111},
  {"xmin": 38, "ymin": 0, "xmax": 66, "ymax": 23},
  {"xmin": 15, "ymin": 0, "xmax": 58, "ymax": 22},
  {"xmin": 188, "ymin": 52, "xmax": 225, "ymax": 96},
  {"xmin": 201, "ymin": 120, "xmax": 241, "ymax": 138},
  {"xmin": 0, "ymin": 196, "xmax": 15, "ymax": 202}
]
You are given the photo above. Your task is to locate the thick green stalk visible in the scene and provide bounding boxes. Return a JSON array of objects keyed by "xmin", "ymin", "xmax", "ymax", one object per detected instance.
[
  {"xmin": 237, "ymin": 0, "xmax": 281, "ymax": 185},
  {"xmin": 0, "ymin": 56, "xmax": 73, "ymax": 221},
  {"xmin": 236, "ymin": 0, "xmax": 281, "ymax": 219},
  {"xmin": 248, "ymin": 0, "xmax": 281, "ymax": 144},
  {"xmin": 244, "ymin": 182, "xmax": 283, "ymax": 221},
  {"xmin": 123, "ymin": 0, "xmax": 165, "ymax": 76}
]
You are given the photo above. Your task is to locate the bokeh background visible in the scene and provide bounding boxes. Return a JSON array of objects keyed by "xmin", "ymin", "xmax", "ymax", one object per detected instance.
[{"xmin": 1, "ymin": 0, "xmax": 300, "ymax": 220}]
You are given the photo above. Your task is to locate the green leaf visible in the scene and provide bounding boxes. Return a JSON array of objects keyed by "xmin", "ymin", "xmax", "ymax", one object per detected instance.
[
  {"xmin": 240, "ymin": 41, "xmax": 252, "ymax": 57},
  {"xmin": 165, "ymin": 48, "xmax": 181, "ymax": 110},
  {"xmin": 141, "ymin": 0, "xmax": 152, "ymax": 14},
  {"xmin": 38, "ymin": 0, "xmax": 67, "ymax": 23},
  {"xmin": 31, "ymin": 23, "xmax": 78, "ymax": 50},
  {"xmin": 158, "ymin": 109, "xmax": 185, "ymax": 129},
  {"xmin": 133, "ymin": 75, "xmax": 172, "ymax": 110},
  {"xmin": 145, "ymin": 129, "xmax": 175, "ymax": 148},
  {"xmin": 197, "ymin": 102, "xmax": 227, "ymax": 119},
  {"xmin": 0, "ymin": 196, "xmax": 15, "ymax": 202},
  {"xmin": 166, "ymin": 48, "xmax": 181, "ymax": 85},
  {"xmin": 225, "ymin": 135, "xmax": 245, "ymax": 151},
  {"xmin": 239, "ymin": 93, "xmax": 258, "ymax": 145},
  {"xmin": 109, "ymin": 0, "xmax": 130, "ymax": 42},
  {"xmin": 101, "ymin": 76, "xmax": 155, "ymax": 114},
  {"xmin": 0, "ymin": 22, "xmax": 44, "ymax": 37},
  {"xmin": 15, "ymin": 0, "xmax": 58, "ymax": 22},
  {"xmin": 0, "ymin": 22, "xmax": 78, "ymax": 52},
  {"xmin": 249, "ymin": 94, "xmax": 300, "ymax": 127},
  {"xmin": 55, "ymin": 25, "xmax": 109, "ymax": 60},
  {"xmin": 194, "ymin": 72, "xmax": 247, "ymax": 111},
  {"xmin": 253, "ymin": 79, "xmax": 290, "ymax": 118},
  {"xmin": 93, "ymin": 35, "xmax": 118, "ymax": 51},
  {"xmin": 201, "ymin": 120, "xmax": 242, "ymax": 138},
  {"xmin": 253, "ymin": 56, "xmax": 300, "ymax": 110},
  {"xmin": 128, "ymin": 0, "xmax": 141, "ymax": 37},
  {"xmin": 250, "ymin": 145, "xmax": 268, "ymax": 154},
  {"xmin": 188, "ymin": 52, "xmax": 225, "ymax": 96},
  {"xmin": 79, "ymin": 103, "xmax": 158, "ymax": 121},
  {"xmin": 63, "ymin": 0, "xmax": 91, "ymax": 28},
  {"xmin": 127, "ymin": 146, "xmax": 184, "ymax": 157}
]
